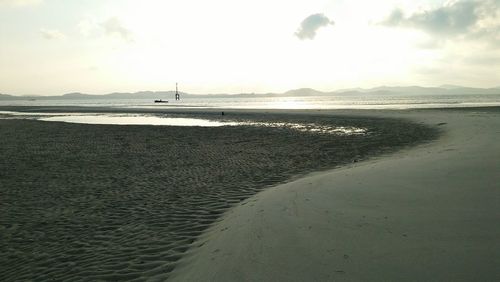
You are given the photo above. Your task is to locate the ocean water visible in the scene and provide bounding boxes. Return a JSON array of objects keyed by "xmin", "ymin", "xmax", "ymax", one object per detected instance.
[{"xmin": 1, "ymin": 94, "xmax": 500, "ymax": 109}]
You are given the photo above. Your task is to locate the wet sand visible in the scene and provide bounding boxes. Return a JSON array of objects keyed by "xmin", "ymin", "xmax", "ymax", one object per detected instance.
[
  {"xmin": 0, "ymin": 108, "xmax": 437, "ymax": 281},
  {"xmin": 170, "ymin": 107, "xmax": 500, "ymax": 281}
]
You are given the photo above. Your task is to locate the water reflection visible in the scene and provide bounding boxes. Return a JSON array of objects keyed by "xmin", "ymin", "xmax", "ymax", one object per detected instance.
[
  {"xmin": 0, "ymin": 111, "xmax": 366, "ymax": 135},
  {"xmin": 40, "ymin": 115, "xmax": 237, "ymax": 127},
  {"xmin": 0, "ymin": 111, "xmax": 70, "ymax": 116},
  {"xmin": 239, "ymin": 121, "xmax": 366, "ymax": 135},
  {"xmin": 0, "ymin": 111, "xmax": 236, "ymax": 127}
]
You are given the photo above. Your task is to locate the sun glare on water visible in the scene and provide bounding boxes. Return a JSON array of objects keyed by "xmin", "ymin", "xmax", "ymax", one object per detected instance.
[{"xmin": 269, "ymin": 98, "xmax": 310, "ymax": 109}]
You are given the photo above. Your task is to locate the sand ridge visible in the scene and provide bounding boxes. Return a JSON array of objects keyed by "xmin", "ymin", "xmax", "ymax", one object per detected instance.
[{"xmin": 170, "ymin": 108, "xmax": 500, "ymax": 281}]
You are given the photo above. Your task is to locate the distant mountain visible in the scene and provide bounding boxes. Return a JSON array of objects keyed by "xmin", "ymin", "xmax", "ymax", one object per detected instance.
[
  {"xmin": 339, "ymin": 86, "xmax": 445, "ymax": 95},
  {"xmin": 60, "ymin": 92, "xmax": 90, "ymax": 99},
  {"xmin": 60, "ymin": 91, "xmax": 178, "ymax": 100},
  {"xmin": 333, "ymin": 86, "xmax": 500, "ymax": 96},
  {"xmin": 284, "ymin": 88, "xmax": 327, "ymax": 96},
  {"xmin": 0, "ymin": 93, "xmax": 25, "ymax": 100},
  {"xmin": 439, "ymin": 84, "xmax": 464, "ymax": 90},
  {"xmin": 0, "ymin": 86, "xmax": 499, "ymax": 100}
]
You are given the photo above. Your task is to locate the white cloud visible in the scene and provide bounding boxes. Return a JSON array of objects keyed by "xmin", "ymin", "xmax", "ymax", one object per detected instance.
[
  {"xmin": 40, "ymin": 28, "xmax": 65, "ymax": 40},
  {"xmin": 295, "ymin": 13, "xmax": 334, "ymax": 40},
  {"xmin": 380, "ymin": 0, "xmax": 500, "ymax": 45},
  {"xmin": 100, "ymin": 17, "xmax": 133, "ymax": 42},
  {"xmin": 381, "ymin": 1, "xmax": 478, "ymax": 35}
]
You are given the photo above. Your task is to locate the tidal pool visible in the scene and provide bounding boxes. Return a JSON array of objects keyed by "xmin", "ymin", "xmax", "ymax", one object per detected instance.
[{"xmin": 0, "ymin": 111, "xmax": 367, "ymax": 135}]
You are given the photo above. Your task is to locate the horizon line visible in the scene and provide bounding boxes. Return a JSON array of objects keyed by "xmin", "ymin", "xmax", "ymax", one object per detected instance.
[{"xmin": 3, "ymin": 84, "xmax": 500, "ymax": 97}]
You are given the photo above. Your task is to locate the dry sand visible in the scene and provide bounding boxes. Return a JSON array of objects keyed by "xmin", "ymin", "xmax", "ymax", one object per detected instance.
[
  {"xmin": 171, "ymin": 107, "xmax": 500, "ymax": 281},
  {"xmin": 0, "ymin": 109, "xmax": 436, "ymax": 281}
]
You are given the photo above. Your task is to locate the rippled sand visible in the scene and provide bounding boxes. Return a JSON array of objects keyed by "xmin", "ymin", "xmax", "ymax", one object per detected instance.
[{"xmin": 0, "ymin": 110, "xmax": 437, "ymax": 281}]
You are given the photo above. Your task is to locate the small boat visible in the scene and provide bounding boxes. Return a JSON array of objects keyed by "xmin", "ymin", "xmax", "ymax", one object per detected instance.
[{"xmin": 154, "ymin": 83, "xmax": 179, "ymax": 103}]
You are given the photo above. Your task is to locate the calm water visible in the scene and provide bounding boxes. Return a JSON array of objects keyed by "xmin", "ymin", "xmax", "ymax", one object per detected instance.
[
  {"xmin": 1, "ymin": 94, "xmax": 500, "ymax": 109},
  {"xmin": 0, "ymin": 111, "xmax": 366, "ymax": 135},
  {"xmin": 41, "ymin": 115, "xmax": 236, "ymax": 127},
  {"xmin": 1, "ymin": 94, "xmax": 499, "ymax": 128},
  {"xmin": 0, "ymin": 111, "xmax": 235, "ymax": 127}
]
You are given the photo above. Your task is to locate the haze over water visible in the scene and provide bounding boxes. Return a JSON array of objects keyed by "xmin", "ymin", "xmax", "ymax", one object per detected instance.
[{"xmin": 2, "ymin": 94, "xmax": 500, "ymax": 110}]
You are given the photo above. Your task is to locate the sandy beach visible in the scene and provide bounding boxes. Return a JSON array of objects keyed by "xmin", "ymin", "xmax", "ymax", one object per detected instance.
[
  {"xmin": 1, "ymin": 106, "xmax": 498, "ymax": 281},
  {"xmin": 170, "ymin": 107, "xmax": 500, "ymax": 281},
  {"xmin": 0, "ymin": 108, "xmax": 437, "ymax": 281},
  {"xmin": 3, "ymin": 0, "xmax": 500, "ymax": 280}
]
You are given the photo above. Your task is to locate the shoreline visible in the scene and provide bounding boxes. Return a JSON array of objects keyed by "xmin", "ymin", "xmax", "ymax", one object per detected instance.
[
  {"xmin": 170, "ymin": 107, "xmax": 500, "ymax": 281},
  {"xmin": 0, "ymin": 108, "xmax": 438, "ymax": 280},
  {"xmin": 2, "ymin": 104, "xmax": 500, "ymax": 113}
]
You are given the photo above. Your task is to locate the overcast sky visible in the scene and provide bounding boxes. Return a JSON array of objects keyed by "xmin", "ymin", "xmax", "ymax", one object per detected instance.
[{"xmin": 1, "ymin": 0, "xmax": 499, "ymax": 95}]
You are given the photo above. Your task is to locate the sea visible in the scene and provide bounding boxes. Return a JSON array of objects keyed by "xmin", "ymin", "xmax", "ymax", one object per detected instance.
[
  {"xmin": 1, "ymin": 94, "xmax": 500, "ymax": 110},
  {"xmin": 2, "ymin": 94, "xmax": 499, "ymax": 127}
]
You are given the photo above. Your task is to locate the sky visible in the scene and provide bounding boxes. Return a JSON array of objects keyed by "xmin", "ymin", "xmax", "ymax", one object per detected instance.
[{"xmin": 0, "ymin": 0, "xmax": 499, "ymax": 95}]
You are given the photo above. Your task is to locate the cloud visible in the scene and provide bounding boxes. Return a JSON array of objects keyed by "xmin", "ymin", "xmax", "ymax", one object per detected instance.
[
  {"xmin": 381, "ymin": 1, "xmax": 478, "ymax": 36},
  {"xmin": 467, "ymin": 0, "xmax": 500, "ymax": 46},
  {"xmin": 381, "ymin": 0, "xmax": 500, "ymax": 40},
  {"xmin": 0, "ymin": 0, "xmax": 42, "ymax": 7},
  {"xmin": 380, "ymin": 0, "xmax": 500, "ymax": 51},
  {"xmin": 40, "ymin": 28, "xmax": 65, "ymax": 40},
  {"xmin": 295, "ymin": 13, "xmax": 334, "ymax": 40},
  {"xmin": 462, "ymin": 54, "xmax": 500, "ymax": 65},
  {"xmin": 100, "ymin": 17, "xmax": 133, "ymax": 42},
  {"xmin": 382, "ymin": 8, "xmax": 405, "ymax": 26}
]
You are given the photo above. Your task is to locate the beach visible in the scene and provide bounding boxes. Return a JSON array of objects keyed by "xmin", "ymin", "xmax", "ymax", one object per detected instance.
[
  {"xmin": 170, "ymin": 107, "xmax": 500, "ymax": 281},
  {"xmin": 0, "ymin": 107, "xmax": 498, "ymax": 281},
  {"xmin": 0, "ymin": 108, "xmax": 436, "ymax": 281},
  {"xmin": 3, "ymin": 0, "xmax": 500, "ymax": 280}
]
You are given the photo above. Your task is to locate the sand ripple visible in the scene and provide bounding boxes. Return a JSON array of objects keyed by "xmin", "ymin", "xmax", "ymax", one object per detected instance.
[{"xmin": 0, "ymin": 113, "xmax": 437, "ymax": 281}]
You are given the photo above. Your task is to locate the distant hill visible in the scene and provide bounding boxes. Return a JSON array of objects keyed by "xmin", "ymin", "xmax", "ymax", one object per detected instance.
[
  {"xmin": 439, "ymin": 84, "xmax": 464, "ymax": 90},
  {"xmin": 60, "ymin": 91, "xmax": 178, "ymax": 100},
  {"xmin": 333, "ymin": 86, "xmax": 500, "ymax": 96},
  {"xmin": 284, "ymin": 88, "xmax": 327, "ymax": 96},
  {"xmin": 0, "ymin": 86, "xmax": 499, "ymax": 100}
]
